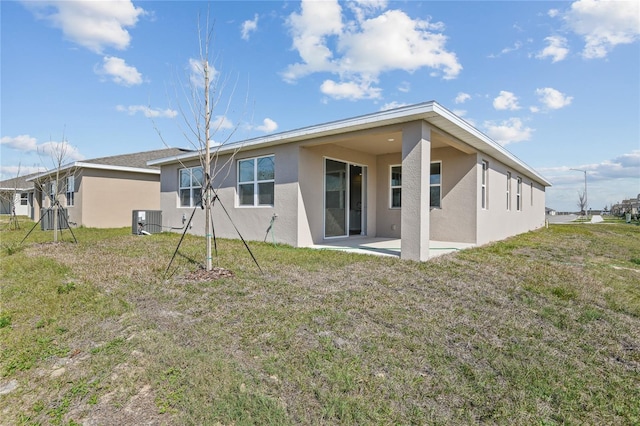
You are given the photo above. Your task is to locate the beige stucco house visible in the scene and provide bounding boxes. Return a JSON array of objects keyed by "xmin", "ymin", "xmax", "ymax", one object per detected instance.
[
  {"xmin": 27, "ymin": 148, "xmax": 189, "ymax": 228},
  {"xmin": 150, "ymin": 101, "xmax": 552, "ymax": 261}
]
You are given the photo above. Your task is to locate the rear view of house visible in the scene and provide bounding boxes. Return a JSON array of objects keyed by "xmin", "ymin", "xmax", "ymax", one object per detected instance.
[{"xmin": 151, "ymin": 101, "xmax": 551, "ymax": 261}]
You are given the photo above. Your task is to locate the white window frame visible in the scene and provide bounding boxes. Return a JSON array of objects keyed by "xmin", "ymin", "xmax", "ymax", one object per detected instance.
[
  {"xmin": 66, "ymin": 176, "xmax": 75, "ymax": 207},
  {"xmin": 481, "ymin": 160, "xmax": 489, "ymax": 210},
  {"xmin": 20, "ymin": 192, "xmax": 28, "ymax": 206},
  {"xmin": 237, "ymin": 154, "xmax": 275, "ymax": 207},
  {"xmin": 178, "ymin": 166, "xmax": 203, "ymax": 208},
  {"xmin": 506, "ymin": 172, "xmax": 511, "ymax": 211},
  {"xmin": 516, "ymin": 176, "xmax": 522, "ymax": 211},
  {"xmin": 430, "ymin": 161, "xmax": 442, "ymax": 209},
  {"xmin": 390, "ymin": 165, "xmax": 402, "ymax": 209}
]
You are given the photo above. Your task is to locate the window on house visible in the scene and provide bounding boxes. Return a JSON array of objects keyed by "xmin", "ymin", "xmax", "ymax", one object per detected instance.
[
  {"xmin": 506, "ymin": 172, "xmax": 511, "ymax": 211},
  {"xmin": 390, "ymin": 165, "xmax": 402, "ymax": 208},
  {"xmin": 66, "ymin": 176, "xmax": 75, "ymax": 207},
  {"xmin": 238, "ymin": 155, "xmax": 275, "ymax": 206},
  {"xmin": 20, "ymin": 193, "xmax": 28, "ymax": 206},
  {"xmin": 179, "ymin": 166, "xmax": 203, "ymax": 207},
  {"xmin": 481, "ymin": 160, "xmax": 489, "ymax": 209},
  {"xmin": 516, "ymin": 176, "xmax": 522, "ymax": 211},
  {"xmin": 49, "ymin": 181, "xmax": 57, "ymax": 204},
  {"xmin": 530, "ymin": 182, "xmax": 534, "ymax": 206},
  {"xmin": 430, "ymin": 162, "xmax": 442, "ymax": 208}
]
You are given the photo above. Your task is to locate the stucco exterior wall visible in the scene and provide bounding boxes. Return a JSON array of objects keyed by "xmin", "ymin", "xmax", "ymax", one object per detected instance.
[
  {"xmin": 476, "ymin": 156, "xmax": 546, "ymax": 245},
  {"xmin": 429, "ymin": 147, "xmax": 477, "ymax": 243},
  {"xmin": 376, "ymin": 153, "xmax": 402, "ymax": 238},
  {"xmin": 80, "ymin": 169, "xmax": 160, "ymax": 228}
]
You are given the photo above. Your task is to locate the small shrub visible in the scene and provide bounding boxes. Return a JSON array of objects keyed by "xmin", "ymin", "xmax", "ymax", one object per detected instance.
[
  {"xmin": 2, "ymin": 243, "xmax": 24, "ymax": 256},
  {"xmin": 0, "ymin": 314, "xmax": 11, "ymax": 328},
  {"xmin": 57, "ymin": 281, "xmax": 76, "ymax": 294},
  {"xmin": 630, "ymin": 258, "xmax": 640, "ymax": 266}
]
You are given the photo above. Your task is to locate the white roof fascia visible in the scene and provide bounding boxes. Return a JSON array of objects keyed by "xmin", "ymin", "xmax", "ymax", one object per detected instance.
[
  {"xmin": 27, "ymin": 162, "xmax": 159, "ymax": 182},
  {"xmin": 148, "ymin": 101, "xmax": 551, "ymax": 186}
]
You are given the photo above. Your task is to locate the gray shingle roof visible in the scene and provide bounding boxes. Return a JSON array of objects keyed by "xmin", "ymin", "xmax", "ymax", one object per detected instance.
[
  {"xmin": 82, "ymin": 147, "xmax": 191, "ymax": 169},
  {"xmin": 0, "ymin": 172, "xmax": 40, "ymax": 191}
]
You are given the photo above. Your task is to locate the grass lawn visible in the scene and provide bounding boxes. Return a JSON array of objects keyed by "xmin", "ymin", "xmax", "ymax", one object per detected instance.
[{"xmin": 1, "ymin": 217, "xmax": 639, "ymax": 425}]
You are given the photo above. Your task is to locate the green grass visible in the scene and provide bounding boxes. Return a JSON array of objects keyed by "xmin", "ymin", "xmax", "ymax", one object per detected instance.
[{"xmin": 1, "ymin": 219, "xmax": 639, "ymax": 425}]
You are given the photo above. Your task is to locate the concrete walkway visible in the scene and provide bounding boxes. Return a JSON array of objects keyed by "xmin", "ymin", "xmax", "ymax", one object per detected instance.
[{"xmin": 311, "ymin": 237, "xmax": 475, "ymax": 259}]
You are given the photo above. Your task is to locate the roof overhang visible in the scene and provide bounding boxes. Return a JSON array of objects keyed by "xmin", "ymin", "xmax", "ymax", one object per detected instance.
[
  {"xmin": 27, "ymin": 162, "xmax": 160, "ymax": 182},
  {"xmin": 148, "ymin": 101, "xmax": 551, "ymax": 187}
]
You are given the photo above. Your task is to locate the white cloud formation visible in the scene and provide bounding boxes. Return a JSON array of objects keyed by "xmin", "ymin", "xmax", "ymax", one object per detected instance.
[
  {"xmin": 241, "ymin": 14, "xmax": 259, "ymax": 40},
  {"xmin": 488, "ymin": 41, "xmax": 523, "ymax": 58},
  {"xmin": 255, "ymin": 118, "xmax": 278, "ymax": 133},
  {"xmin": 320, "ymin": 79, "xmax": 382, "ymax": 100},
  {"xmin": 1, "ymin": 135, "xmax": 84, "ymax": 161},
  {"xmin": 563, "ymin": 0, "xmax": 640, "ymax": 59},
  {"xmin": 455, "ymin": 92, "xmax": 471, "ymax": 104},
  {"xmin": 116, "ymin": 105, "xmax": 177, "ymax": 118},
  {"xmin": 535, "ymin": 87, "xmax": 573, "ymax": 110},
  {"xmin": 537, "ymin": 36, "xmax": 570, "ymax": 62},
  {"xmin": 96, "ymin": 56, "xmax": 143, "ymax": 86},
  {"xmin": 452, "ymin": 109, "xmax": 467, "ymax": 117},
  {"xmin": 189, "ymin": 58, "xmax": 219, "ymax": 89},
  {"xmin": 0, "ymin": 165, "xmax": 47, "ymax": 178},
  {"xmin": 212, "ymin": 115, "xmax": 234, "ymax": 132},
  {"xmin": 380, "ymin": 101, "xmax": 409, "ymax": 111},
  {"xmin": 23, "ymin": 0, "xmax": 145, "ymax": 54},
  {"xmin": 284, "ymin": 0, "xmax": 461, "ymax": 101},
  {"xmin": 483, "ymin": 118, "xmax": 533, "ymax": 145},
  {"xmin": 493, "ymin": 91, "xmax": 521, "ymax": 111}
]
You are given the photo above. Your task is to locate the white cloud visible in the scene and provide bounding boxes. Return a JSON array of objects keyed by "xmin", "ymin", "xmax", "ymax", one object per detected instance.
[
  {"xmin": 563, "ymin": 0, "xmax": 640, "ymax": 59},
  {"xmin": 380, "ymin": 101, "xmax": 408, "ymax": 111},
  {"xmin": 493, "ymin": 91, "xmax": 521, "ymax": 111},
  {"xmin": 2, "ymin": 135, "xmax": 84, "ymax": 161},
  {"xmin": 548, "ymin": 9, "xmax": 560, "ymax": 18},
  {"xmin": 455, "ymin": 92, "xmax": 471, "ymax": 104},
  {"xmin": 241, "ymin": 14, "xmax": 259, "ymax": 40},
  {"xmin": 255, "ymin": 118, "xmax": 278, "ymax": 133},
  {"xmin": 452, "ymin": 109, "xmax": 467, "ymax": 117},
  {"xmin": 212, "ymin": 115, "xmax": 234, "ymax": 132},
  {"xmin": 23, "ymin": 0, "xmax": 145, "ymax": 54},
  {"xmin": 536, "ymin": 87, "xmax": 573, "ymax": 109},
  {"xmin": 116, "ymin": 105, "xmax": 177, "ymax": 118},
  {"xmin": 1, "ymin": 135, "xmax": 38, "ymax": 152},
  {"xmin": 96, "ymin": 56, "xmax": 143, "ymax": 86},
  {"xmin": 0, "ymin": 165, "xmax": 46, "ymax": 178},
  {"xmin": 284, "ymin": 0, "xmax": 461, "ymax": 100},
  {"xmin": 397, "ymin": 81, "xmax": 410, "ymax": 93},
  {"xmin": 189, "ymin": 58, "xmax": 219, "ymax": 89},
  {"xmin": 320, "ymin": 79, "xmax": 382, "ymax": 100},
  {"xmin": 537, "ymin": 36, "xmax": 569, "ymax": 62},
  {"xmin": 483, "ymin": 118, "xmax": 533, "ymax": 145}
]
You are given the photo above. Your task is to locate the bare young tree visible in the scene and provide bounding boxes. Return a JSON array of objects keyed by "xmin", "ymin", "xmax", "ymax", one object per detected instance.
[
  {"xmin": 32, "ymin": 134, "xmax": 79, "ymax": 243},
  {"xmin": 577, "ymin": 191, "xmax": 587, "ymax": 217},
  {"xmin": 157, "ymin": 14, "xmax": 247, "ymax": 271}
]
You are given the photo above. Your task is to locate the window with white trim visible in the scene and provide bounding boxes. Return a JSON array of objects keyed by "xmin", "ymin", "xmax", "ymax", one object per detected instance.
[
  {"xmin": 66, "ymin": 176, "xmax": 75, "ymax": 207},
  {"xmin": 238, "ymin": 155, "xmax": 275, "ymax": 206},
  {"xmin": 179, "ymin": 166, "xmax": 203, "ymax": 207},
  {"xmin": 481, "ymin": 160, "xmax": 489, "ymax": 209},
  {"xmin": 390, "ymin": 165, "xmax": 401, "ymax": 208},
  {"xmin": 506, "ymin": 172, "xmax": 511, "ymax": 211},
  {"xmin": 20, "ymin": 193, "xmax": 28, "ymax": 206},
  {"xmin": 430, "ymin": 162, "xmax": 442, "ymax": 208},
  {"xmin": 49, "ymin": 181, "xmax": 57, "ymax": 204},
  {"xmin": 516, "ymin": 176, "xmax": 522, "ymax": 211}
]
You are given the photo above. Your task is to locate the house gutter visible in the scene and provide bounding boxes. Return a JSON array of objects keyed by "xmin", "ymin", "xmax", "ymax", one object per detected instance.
[{"xmin": 27, "ymin": 162, "xmax": 160, "ymax": 182}]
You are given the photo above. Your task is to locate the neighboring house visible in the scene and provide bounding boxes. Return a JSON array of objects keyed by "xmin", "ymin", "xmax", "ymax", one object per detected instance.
[
  {"xmin": 0, "ymin": 173, "xmax": 39, "ymax": 217},
  {"xmin": 150, "ymin": 101, "xmax": 552, "ymax": 261},
  {"xmin": 611, "ymin": 194, "xmax": 640, "ymax": 216},
  {"xmin": 27, "ymin": 148, "xmax": 190, "ymax": 228}
]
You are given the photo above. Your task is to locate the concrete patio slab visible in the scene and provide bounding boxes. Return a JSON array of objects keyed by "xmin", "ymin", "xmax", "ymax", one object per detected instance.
[{"xmin": 310, "ymin": 237, "xmax": 474, "ymax": 259}]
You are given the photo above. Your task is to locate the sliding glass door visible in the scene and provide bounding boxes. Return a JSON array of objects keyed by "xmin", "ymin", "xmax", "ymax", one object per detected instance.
[{"xmin": 324, "ymin": 159, "xmax": 366, "ymax": 238}]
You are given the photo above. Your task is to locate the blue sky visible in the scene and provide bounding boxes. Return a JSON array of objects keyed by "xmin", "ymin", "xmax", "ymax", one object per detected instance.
[{"xmin": 1, "ymin": 0, "xmax": 639, "ymax": 212}]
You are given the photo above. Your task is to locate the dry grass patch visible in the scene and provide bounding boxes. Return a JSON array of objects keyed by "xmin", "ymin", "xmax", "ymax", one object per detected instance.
[{"xmin": 1, "ymin": 222, "xmax": 639, "ymax": 425}]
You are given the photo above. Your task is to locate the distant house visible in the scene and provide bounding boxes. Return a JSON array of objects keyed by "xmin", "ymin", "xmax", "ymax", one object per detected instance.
[
  {"xmin": 0, "ymin": 173, "xmax": 39, "ymax": 217},
  {"xmin": 611, "ymin": 194, "xmax": 640, "ymax": 216},
  {"xmin": 545, "ymin": 207, "xmax": 557, "ymax": 216},
  {"xmin": 27, "ymin": 148, "xmax": 190, "ymax": 228},
  {"xmin": 150, "ymin": 101, "xmax": 552, "ymax": 261}
]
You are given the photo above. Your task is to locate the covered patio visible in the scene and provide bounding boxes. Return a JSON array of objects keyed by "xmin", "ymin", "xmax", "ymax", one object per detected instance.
[{"xmin": 310, "ymin": 237, "xmax": 474, "ymax": 259}]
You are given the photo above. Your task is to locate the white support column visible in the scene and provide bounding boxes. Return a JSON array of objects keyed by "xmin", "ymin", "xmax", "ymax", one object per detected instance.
[{"xmin": 401, "ymin": 121, "xmax": 431, "ymax": 261}]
